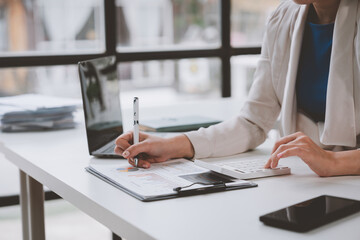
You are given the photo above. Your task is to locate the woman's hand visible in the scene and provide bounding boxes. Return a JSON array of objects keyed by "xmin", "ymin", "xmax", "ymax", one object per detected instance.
[
  {"xmin": 264, "ymin": 132, "xmax": 336, "ymax": 177},
  {"xmin": 114, "ymin": 131, "xmax": 194, "ymax": 168}
]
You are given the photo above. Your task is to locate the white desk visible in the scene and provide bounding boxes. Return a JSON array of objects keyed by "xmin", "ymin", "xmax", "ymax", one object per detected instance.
[{"xmin": 1, "ymin": 98, "xmax": 360, "ymax": 240}]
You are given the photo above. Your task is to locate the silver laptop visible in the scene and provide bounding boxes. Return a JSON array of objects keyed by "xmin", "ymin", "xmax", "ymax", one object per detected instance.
[
  {"xmin": 78, "ymin": 56, "xmax": 123, "ymax": 158},
  {"xmin": 194, "ymin": 148, "xmax": 290, "ymax": 180}
]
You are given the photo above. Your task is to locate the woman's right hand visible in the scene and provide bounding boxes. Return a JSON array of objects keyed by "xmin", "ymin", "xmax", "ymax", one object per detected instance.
[{"xmin": 114, "ymin": 131, "xmax": 194, "ymax": 168}]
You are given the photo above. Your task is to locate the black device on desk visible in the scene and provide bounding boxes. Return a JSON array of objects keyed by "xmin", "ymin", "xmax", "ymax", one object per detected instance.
[
  {"xmin": 260, "ymin": 195, "xmax": 360, "ymax": 232},
  {"xmin": 78, "ymin": 56, "xmax": 123, "ymax": 158}
]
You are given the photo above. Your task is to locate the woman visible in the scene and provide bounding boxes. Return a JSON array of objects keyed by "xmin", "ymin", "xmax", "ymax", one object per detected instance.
[{"xmin": 115, "ymin": 0, "xmax": 360, "ymax": 177}]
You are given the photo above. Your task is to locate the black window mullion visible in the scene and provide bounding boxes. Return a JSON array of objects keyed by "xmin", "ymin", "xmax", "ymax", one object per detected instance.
[
  {"xmin": 220, "ymin": 0, "xmax": 231, "ymax": 98},
  {"xmin": 231, "ymin": 47, "xmax": 261, "ymax": 56},
  {"xmin": 0, "ymin": 54, "xmax": 106, "ymax": 68},
  {"xmin": 104, "ymin": 0, "xmax": 117, "ymax": 56},
  {"xmin": 116, "ymin": 49, "xmax": 222, "ymax": 62}
]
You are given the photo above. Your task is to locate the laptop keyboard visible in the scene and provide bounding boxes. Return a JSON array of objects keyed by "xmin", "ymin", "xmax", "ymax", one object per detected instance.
[{"xmin": 102, "ymin": 142, "xmax": 116, "ymax": 154}]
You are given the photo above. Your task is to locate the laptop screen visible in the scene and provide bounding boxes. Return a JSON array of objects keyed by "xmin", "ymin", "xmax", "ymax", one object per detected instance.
[{"xmin": 78, "ymin": 56, "xmax": 123, "ymax": 154}]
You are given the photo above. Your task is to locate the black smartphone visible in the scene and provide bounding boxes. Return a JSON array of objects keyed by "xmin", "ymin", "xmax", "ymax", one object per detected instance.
[{"xmin": 259, "ymin": 195, "xmax": 360, "ymax": 232}]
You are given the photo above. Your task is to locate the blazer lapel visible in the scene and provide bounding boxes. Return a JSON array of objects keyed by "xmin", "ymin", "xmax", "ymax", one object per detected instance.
[
  {"xmin": 321, "ymin": 0, "xmax": 358, "ymax": 147},
  {"xmin": 280, "ymin": 4, "xmax": 308, "ymax": 137}
]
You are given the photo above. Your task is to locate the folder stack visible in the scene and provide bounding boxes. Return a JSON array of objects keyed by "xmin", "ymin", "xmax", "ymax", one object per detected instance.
[{"xmin": 0, "ymin": 94, "xmax": 81, "ymax": 132}]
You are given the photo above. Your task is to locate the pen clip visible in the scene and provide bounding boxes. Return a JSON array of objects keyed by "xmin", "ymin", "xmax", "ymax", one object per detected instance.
[{"xmin": 173, "ymin": 181, "xmax": 225, "ymax": 193}]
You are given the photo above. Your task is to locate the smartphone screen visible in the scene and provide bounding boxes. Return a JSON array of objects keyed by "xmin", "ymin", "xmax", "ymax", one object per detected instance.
[{"xmin": 259, "ymin": 195, "xmax": 360, "ymax": 232}]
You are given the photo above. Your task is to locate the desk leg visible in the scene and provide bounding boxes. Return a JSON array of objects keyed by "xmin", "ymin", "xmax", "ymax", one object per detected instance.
[
  {"xmin": 20, "ymin": 171, "xmax": 30, "ymax": 240},
  {"xmin": 28, "ymin": 175, "xmax": 46, "ymax": 240},
  {"xmin": 19, "ymin": 170, "xmax": 46, "ymax": 240}
]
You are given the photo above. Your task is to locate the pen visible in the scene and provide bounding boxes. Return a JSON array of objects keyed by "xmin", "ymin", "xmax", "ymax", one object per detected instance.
[{"xmin": 133, "ymin": 97, "xmax": 139, "ymax": 167}]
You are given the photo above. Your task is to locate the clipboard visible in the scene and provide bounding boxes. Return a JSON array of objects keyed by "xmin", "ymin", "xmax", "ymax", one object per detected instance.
[{"xmin": 86, "ymin": 159, "xmax": 257, "ymax": 202}]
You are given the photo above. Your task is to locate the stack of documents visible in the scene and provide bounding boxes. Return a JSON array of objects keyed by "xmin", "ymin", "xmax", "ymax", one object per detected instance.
[{"xmin": 0, "ymin": 94, "xmax": 81, "ymax": 132}]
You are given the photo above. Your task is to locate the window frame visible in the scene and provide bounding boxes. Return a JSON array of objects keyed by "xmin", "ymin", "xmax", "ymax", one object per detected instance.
[{"xmin": 0, "ymin": 0, "xmax": 261, "ymax": 98}]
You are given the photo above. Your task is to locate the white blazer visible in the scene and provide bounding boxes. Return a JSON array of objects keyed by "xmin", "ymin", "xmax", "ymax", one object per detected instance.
[{"xmin": 185, "ymin": 0, "xmax": 360, "ymax": 159}]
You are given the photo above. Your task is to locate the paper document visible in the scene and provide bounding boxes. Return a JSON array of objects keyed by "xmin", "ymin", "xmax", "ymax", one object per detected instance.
[{"xmin": 87, "ymin": 159, "xmax": 255, "ymax": 201}]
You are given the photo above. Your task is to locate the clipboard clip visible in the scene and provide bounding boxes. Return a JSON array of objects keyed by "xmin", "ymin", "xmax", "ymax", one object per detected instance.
[{"xmin": 173, "ymin": 181, "xmax": 226, "ymax": 193}]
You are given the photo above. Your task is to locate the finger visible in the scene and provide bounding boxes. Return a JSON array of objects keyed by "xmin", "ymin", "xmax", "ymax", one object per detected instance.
[
  {"xmin": 123, "ymin": 141, "xmax": 151, "ymax": 159},
  {"xmin": 116, "ymin": 139, "xmax": 131, "ymax": 152},
  {"xmin": 270, "ymin": 154, "xmax": 279, "ymax": 169},
  {"xmin": 116, "ymin": 131, "xmax": 150, "ymax": 148},
  {"xmin": 114, "ymin": 146, "xmax": 124, "ymax": 155},
  {"xmin": 128, "ymin": 158, "xmax": 151, "ymax": 168},
  {"xmin": 277, "ymin": 147, "xmax": 306, "ymax": 160},
  {"xmin": 270, "ymin": 149, "xmax": 284, "ymax": 168},
  {"xmin": 115, "ymin": 131, "xmax": 151, "ymax": 153},
  {"xmin": 271, "ymin": 132, "xmax": 302, "ymax": 154},
  {"xmin": 273, "ymin": 144, "xmax": 302, "ymax": 156},
  {"xmin": 270, "ymin": 143, "xmax": 302, "ymax": 167},
  {"xmin": 292, "ymin": 134, "xmax": 313, "ymax": 145},
  {"xmin": 137, "ymin": 153, "xmax": 159, "ymax": 163},
  {"xmin": 137, "ymin": 159, "xmax": 151, "ymax": 168},
  {"xmin": 120, "ymin": 132, "xmax": 152, "ymax": 158},
  {"xmin": 269, "ymin": 144, "xmax": 297, "ymax": 168},
  {"xmin": 139, "ymin": 131, "xmax": 150, "ymax": 141},
  {"xmin": 264, "ymin": 159, "xmax": 272, "ymax": 168},
  {"xmin": 115, "ymin": 131, "xmax": 133, "ymax": 146},
  {"xmin": 271, "ymin": 147, "xmax": 307, "ymax": 168}
]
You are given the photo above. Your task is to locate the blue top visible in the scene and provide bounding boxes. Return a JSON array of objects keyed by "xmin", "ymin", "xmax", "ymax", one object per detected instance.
[{"xmin": 296, "ymin": 20, "xmax": 334, "ymax": 122}]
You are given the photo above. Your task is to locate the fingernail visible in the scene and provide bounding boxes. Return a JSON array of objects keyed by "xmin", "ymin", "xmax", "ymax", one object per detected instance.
[
  {"xmin": 123, "ymin": 151, "xmax": 130, "ymax": 158},
  {"xmin": 144, "ymin": 163, "xmax": 150, "ymax": 169},
  {"xmin": 277, "ymin": 153, "xmax": 282, "ymax": 158}
]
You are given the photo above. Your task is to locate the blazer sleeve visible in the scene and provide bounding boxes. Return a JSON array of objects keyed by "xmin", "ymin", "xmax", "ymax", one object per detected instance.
[{"xmin": 185, "ymin": 5, "xmax": 285, "ymax": 159}]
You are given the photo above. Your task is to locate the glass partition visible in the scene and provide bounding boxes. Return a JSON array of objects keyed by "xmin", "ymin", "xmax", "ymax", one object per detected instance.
[
  {"xmin": 116, "ymin": 0, "xmax": 221, "ymax": 52},
  {"xmin": 118, "ymin": 58, "xmax": 221, "ymax": 108},
  {"xmin": 0, "ymin": 0, "xmax": 105, "ymax": 55},
  {"xmin": 231, "ymin": 0, "xmax": 281, "ymax": 47}
]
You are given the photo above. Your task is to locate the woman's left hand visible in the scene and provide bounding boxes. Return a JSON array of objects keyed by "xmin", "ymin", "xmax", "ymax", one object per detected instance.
[{"xmin": 264, "ymin": 132, "xmax": 336, "ymax": 177}]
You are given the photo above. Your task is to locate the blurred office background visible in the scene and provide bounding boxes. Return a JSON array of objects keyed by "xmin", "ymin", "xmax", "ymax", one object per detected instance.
[
  {"xmin": 0, "ymin": 0, "xmax": 280, "ymax": 106},
  {"xmin": 0, "ymin": 0, "xmax": 280, "ymax": 239}
]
